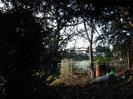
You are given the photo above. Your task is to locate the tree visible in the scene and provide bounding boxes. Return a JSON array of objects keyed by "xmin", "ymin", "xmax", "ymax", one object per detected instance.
[
  {"xmin": 0, "ymin": 10, "xmax": 43, "ymax": 99},
  {"xmin": 96, "ymin": 6, "xmax": 133, "ymax": 69},
  {"xmin": 95, "ymin": 45, "xmax": 113, "ymax": 57},
  {"xmin": 0, "ymin": 0, "xmax": 81, "ymax": 99},
  {"xmin": 1, "ymin": 0, "xmax": 133, "ymax": 99},
  {"xmin": 76, "ymin": 8, "xmax": 99, "ymax": 69}
]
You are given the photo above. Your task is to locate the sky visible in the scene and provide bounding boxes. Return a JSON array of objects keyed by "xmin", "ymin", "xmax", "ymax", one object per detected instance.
[
  {"xmin": 0, "ymin": 1, "xmax": 4, "ymax": 7},
  {"xmin": 66, "ymin": 36, "xmax": 89, "ymax": 49},
  {"xmin": 66, "ymin": 23, "xmax": 89, "ymax": 49},
  {"xmin": 66, "ymin": 24, "xmax": 100, "ymax": 50}
]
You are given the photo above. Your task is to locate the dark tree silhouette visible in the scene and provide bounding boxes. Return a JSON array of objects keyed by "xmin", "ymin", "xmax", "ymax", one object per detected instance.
[
  {"xmin": 0, "ymin": 0, "xmax": 78, "ymax": 99},
  {"xmin": 0, "ymin": 10, "xmax": 43, "ymax": 99},
  {"xmin": 1, "ymin": 0, "xmax": 133, "ymax": 99}
]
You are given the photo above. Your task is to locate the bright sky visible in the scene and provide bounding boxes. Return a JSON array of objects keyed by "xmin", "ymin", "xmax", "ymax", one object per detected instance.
[
  {"xmin": 66, "ymin": 36, "xmax": 89, "ymax": 49},
  {"xmin": 66, "ymin": 24, "xmax": 100, "ymax": 50},
  {"xmin": 0, "ymin": 1, "xmax": 4, "ymax": 7},
  {"xmin": 66, "ymin": 23, "xmax": 89, "ymax": 49}
]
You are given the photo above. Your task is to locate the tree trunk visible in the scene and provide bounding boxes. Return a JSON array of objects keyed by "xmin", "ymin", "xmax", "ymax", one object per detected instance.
[
  {"xmin": 89, "ymin": 39, "xmax": 94, "ymax": 67},
  {"xmin": 90, "ymin": 20, "xmax": 94, "ymax": 68},
  {"xmin": 127, "ymin": 51, "xmax": 132, "ymax": 70},
  {"xmin": 83, "ymin": 18, "xmax": 94, "ymax": 69}
]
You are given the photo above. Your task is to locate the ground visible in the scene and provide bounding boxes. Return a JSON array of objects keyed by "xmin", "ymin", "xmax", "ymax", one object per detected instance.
[{"xmin": 48, "ymin": 70, "xmax": 133, "ymax": 99}]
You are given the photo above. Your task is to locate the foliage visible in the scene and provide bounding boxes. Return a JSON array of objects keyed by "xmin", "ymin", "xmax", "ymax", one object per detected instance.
[
  {"xmin": 95, "ymin": 55, "xmax": 106, "ymax": 64},
  {"xmin": 95, "ymin": 45, "xmax": 113, "ymax": 57},
  {"xmin": 95, "ymin": 45, "xmax": 113, "ymax": 65},
  {"xmin": 0, "ymin": 0, "xmax": 85, "ymax": 99},
  {"xmin": 0, "ymin": 0, "xmax": 133, "ymax": 99}
]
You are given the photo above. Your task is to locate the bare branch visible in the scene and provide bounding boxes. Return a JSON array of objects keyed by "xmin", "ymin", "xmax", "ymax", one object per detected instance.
[{"xmin": 83, "ymin": 18, "xmax": 91, "ymax": 42}]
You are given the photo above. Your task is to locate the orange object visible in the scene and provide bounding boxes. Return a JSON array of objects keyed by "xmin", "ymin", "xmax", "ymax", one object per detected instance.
[{"xmin": 96, "ymin": 64, "xmax": 106, "ymax": 77}]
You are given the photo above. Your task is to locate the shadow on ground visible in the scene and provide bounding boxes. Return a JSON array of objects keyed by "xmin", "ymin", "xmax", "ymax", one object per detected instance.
[{"xmin": 39, "ymin": 70, "xmax": 133, "ymax": 99}]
